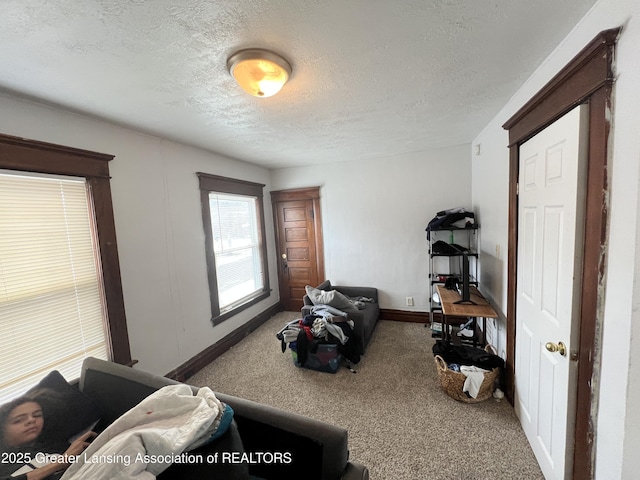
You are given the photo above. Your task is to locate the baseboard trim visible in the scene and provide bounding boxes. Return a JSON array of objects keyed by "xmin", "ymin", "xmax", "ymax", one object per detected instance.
[
  {"xmin": 166, "ymin": 302, "xmax": 284, "ymax": 382},
  {"xmin": 380, "ymin": 308, "xmax": 430, "ymax": 323}
]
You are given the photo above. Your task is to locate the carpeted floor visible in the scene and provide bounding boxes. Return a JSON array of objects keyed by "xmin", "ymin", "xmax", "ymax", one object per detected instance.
[{"xmin": 189, "ymin": 312, "xmax": 544, "ymax": 480}]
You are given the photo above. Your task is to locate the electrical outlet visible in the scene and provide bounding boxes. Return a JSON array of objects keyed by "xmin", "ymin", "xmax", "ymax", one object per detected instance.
[{"xmin": 406, "ymin": 296, "xmax": 414, "ymax": 306}]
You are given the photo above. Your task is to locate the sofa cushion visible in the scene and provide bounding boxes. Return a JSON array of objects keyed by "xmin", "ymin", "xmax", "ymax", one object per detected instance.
[
  {"xmin": 305, "ymin": 285, "xmax": 359, "ymax": 313},
  {"xmin": 158, "ymin": 419, "xmax": 250, "ymax": 480},
  {"xmin": 26, "ymin": 370, "xmax": 103, "ymax": 444},
  {"xmin": 233, "ymin": 415, "xmax": 324, "ymax": 480},
  {"xmin": 316, "ymin": 279, "xmax": 332, "ymax": 291}
]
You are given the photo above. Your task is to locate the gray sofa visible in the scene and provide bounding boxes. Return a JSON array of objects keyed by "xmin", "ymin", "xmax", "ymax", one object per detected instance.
[
  {"xmin": 302, "ymin": 280, "xmax": 380, "ymax": 355},
  {"xmin": 79, "ymin": 356, "xmax": 369, "ymax": 480}
]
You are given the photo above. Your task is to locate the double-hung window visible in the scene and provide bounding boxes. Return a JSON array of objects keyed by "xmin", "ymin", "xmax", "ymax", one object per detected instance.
[
  {"xmin": 0, "ymin": 134, "xmax": 131, "ymax": 403},
  {"xmin": 197, "ymin": 173, "xmax": 270, "ymax": 324}
]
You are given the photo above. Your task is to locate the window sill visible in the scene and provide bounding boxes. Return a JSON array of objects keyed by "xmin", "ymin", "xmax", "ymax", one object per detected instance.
[{"xmin": 210, "ymin": 290, "xmax": 270, "ymax": 326}]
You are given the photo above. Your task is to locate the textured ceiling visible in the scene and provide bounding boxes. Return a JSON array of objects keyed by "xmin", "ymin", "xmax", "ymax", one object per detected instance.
[{"xmin": 0, "ymin": 1, "xmax": 598, "ymax": 169}]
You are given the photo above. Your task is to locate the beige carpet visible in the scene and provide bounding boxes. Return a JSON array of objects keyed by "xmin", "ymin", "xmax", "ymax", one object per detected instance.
[{"xmin": 189, "ymin": 312, "xmax": 544, "ymax": 480}]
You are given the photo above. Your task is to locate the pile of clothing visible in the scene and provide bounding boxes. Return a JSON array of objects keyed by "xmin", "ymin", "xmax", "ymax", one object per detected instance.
[
  {"xmin": 425, "ymin": 206, "xmax": 476, "ymax": 240},
  {"xmin": 276, "ymin": 306, "xmax": 361, "ymax": 370}
]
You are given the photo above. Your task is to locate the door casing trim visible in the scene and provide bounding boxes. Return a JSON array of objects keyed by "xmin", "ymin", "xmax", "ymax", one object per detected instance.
[
  {"xmin": 270, "ymin": 187, "xmax": 325, "ymax": 308},
  {"xmin": 502, "ymin": 27, "xmax": 620, "ymax": 480}
]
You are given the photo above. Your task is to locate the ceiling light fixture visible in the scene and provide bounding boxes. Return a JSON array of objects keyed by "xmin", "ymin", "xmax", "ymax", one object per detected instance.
[{"xmin": 227, "ymin": 49, "xmax": 292, "ymax": 98}]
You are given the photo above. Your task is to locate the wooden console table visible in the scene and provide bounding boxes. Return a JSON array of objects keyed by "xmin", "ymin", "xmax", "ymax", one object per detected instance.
[{"xmin": 435, "ymin": 285, "xmax": 498, "ymax": 345}]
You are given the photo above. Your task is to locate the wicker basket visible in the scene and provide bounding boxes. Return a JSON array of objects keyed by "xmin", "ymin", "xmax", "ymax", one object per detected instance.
[{"xmin": 434, "ymin": 344, "xmax": 500, "ymax": 403}]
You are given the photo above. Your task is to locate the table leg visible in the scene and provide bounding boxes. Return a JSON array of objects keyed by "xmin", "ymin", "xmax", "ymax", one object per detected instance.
[{"xmin": 442, "ymin": 314, "xmax": 449, "ymax": 343}]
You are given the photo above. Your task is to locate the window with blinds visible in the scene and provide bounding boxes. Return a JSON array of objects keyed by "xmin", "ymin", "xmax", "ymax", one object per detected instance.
[
  {"xmin": 197, "ymin": 173, "xmax": 270, "ymax": 324},
  {"xmin": 209, "ymin": 193, "xmax": 264, "ymax": 311},
  {"xmin": 0, "ymin": 171, "xmax": 109, "ymax": 404}
]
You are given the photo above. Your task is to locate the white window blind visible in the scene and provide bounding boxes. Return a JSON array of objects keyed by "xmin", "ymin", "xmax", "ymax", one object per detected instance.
[
  {"xmin": 0, "ymin": 171, "xmax": 108, "ymax": 404},
  {"xmin": 209, "ymin": 193, "xmax": 264, "ymax": 311}
]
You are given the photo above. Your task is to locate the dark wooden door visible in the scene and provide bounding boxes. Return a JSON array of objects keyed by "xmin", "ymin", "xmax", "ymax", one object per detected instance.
[{"xmin": 271, "ymin": 187, "xmax": 324, "ymax": 311}]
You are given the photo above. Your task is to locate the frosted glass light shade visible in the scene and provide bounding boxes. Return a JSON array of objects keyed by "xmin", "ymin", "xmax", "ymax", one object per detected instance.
[{"xmin": 227, "ymin": 49, "xmax": 292, "ymax": 98}]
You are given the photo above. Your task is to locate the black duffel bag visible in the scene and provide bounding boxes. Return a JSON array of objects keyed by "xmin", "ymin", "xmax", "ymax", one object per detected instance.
[{"xmin": 432, "ymin": 340, "xmax": 504, "ymax": 370}]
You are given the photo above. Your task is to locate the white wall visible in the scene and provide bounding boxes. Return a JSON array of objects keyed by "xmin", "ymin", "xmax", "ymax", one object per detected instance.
[
  {"xmin": 471, "ymin": 0, "xmax": 640, "ymax": 477},
  {"xmin": 270, "ymin": 145, "xmax": 471, "ymax": 312},
  {"xmin": 469, "ymin": 127, "xmax": 510, "ymax": 359},
  {"xmin": 0, "ymin": 92, "xmax": 280, "ymax": 376}
]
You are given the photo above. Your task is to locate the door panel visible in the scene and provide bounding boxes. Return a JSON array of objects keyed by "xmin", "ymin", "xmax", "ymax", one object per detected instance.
[
  {"xmin": 517, "ymin": 323, "xmax": 534, "ymax": 422},
  {"xmin": 541, "ymin": 207, "xmax": 562, "ymax": 318},
  {"xmin": 280, "ymin": 200, "xmax": 316, "ymax": 311},
  {"xmin": 521, "ymin": 208, "xmax": 536, "ymax": 300},
  {"xmin": 515, "ymin": 105, "xmax": 588, "ymax": 480}
]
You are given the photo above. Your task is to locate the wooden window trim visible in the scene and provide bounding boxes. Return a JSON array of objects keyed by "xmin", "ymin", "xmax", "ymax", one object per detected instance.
[
  {"xmin": 197, "ymin": 173, "xmax": 270, "ymax": 326},
  {"xmin": 0, "ymin": 133, "xmax": 132, "ymax": 365}
]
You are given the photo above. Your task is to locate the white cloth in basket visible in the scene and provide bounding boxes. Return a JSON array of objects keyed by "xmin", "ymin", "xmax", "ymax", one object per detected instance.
[{"xmin": 460, "ymin": 365, "xmax": 489, "ymax": 398}]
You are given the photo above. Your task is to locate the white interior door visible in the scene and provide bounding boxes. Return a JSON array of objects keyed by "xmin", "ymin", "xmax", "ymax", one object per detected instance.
[{"xmin": 515, "ymin": 105, "xmax": 588, "ymax": 479}]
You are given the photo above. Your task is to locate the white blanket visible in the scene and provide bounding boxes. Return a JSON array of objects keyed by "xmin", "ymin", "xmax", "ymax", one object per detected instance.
[{"xmin": 60, "ymin": 384, "xmax": 224, "ymax": 479}]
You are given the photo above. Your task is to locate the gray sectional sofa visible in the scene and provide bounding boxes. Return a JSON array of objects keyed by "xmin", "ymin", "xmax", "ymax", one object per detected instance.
[
  {"xmin": 302, "ymin": 280, "xmax": 380, "ymax": 355},
  {"xmin": 79, "ymin": 356, "xmax": 369, "ymax": 480}
]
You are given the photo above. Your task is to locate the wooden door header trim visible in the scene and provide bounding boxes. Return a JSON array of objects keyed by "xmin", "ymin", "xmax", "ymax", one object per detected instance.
[
  {"xmin": 503, "ymin": 27, "xmax": 619, "ymax": 146},
  {"xmin": 270, "ymin": 186, "xmax": 321, "ymax": 202}
]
